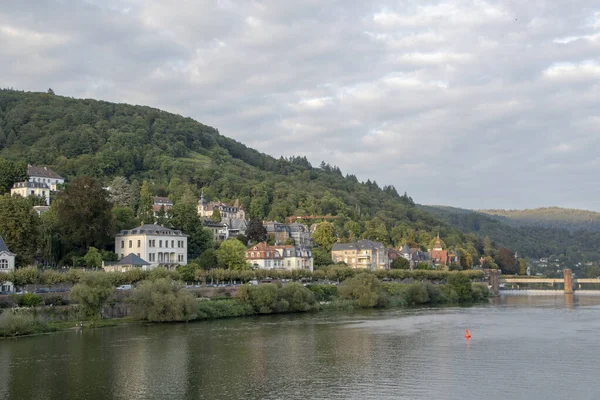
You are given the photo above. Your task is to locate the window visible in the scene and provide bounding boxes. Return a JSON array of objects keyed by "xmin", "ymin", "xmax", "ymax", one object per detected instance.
[
  {"xmin": 137, "ymin": 240, "xmax": 141, "ymax": 248},
  {"xmin": 165, "ymin": 241, "xmax": 169, "ymax": 248},
  {"xmin": 287, "ymin": 260, "xmax": 291, "ymax": 267},
  {"xmin": 171, "ymin": 240, "xmax": 175, "ymax": 248},
  {"xmin": 0, "ymin": 259, "xmax": 8, "ymax": 269},
  {"xmin": 159, "ymin": 240, "xmax": 162, "ymax": 247},
  {"xmin": 129, "ymin": 240, "xmax": 132, "ymax": 248},
  {"xmin": 251, "ymin": 252, "xmax": 254, "ymax": 257},
  {"xmin": 121, "ymin": 240, "xmax": 124, "ymax": 249}
]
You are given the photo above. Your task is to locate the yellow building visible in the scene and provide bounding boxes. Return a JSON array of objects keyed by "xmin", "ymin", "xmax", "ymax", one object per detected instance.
[{"xmin": 331, "ymin": 240, "xmax": 389, "ymax": 270}]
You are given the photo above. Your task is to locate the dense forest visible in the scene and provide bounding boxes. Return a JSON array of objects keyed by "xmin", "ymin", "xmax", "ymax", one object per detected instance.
[
  {"xmin": 421, "ymin": 205, "xmax": 600, "ymax": 267},
  {"xmin": 478, "ymin": 207, "xmax": 600, "ymax": 232},
  {"xmin": 0, "ymin": 89, "xmax": 492, "ymax": 268}
]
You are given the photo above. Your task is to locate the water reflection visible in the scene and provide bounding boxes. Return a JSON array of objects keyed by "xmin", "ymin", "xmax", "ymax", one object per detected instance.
[{"xmin": 1, "ymin": 296, "xmax": 600, "ymax": 400}]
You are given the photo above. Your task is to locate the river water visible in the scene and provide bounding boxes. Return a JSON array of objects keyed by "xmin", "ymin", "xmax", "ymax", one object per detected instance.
[{"xmin": 1, "ymin": 295, "xmax": 600, "ymax": 400}]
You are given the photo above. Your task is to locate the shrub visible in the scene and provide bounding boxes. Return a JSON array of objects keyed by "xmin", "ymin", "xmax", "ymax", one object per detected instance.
[
  {"xmin": 44, "ymin": 295, "xmax": 68, "ymax": 306},
  {"xmin": 15, "ymin": 293, "xmax": 44, "ymax": 307},
  {"xmin": 338, "ymin": 273, "xmax": 383, "ymax": 308},
  {"xmin": 70, "ymin": 273, "xmax": 114, "ymax": 321},
  {"xmin": 12, "ymin": 267, "xmax": 40, "ymax": 286},
  {"xmin": 236, "ymin": 284, "xmax": 278, "ymax": 314},
  {"xmin": 196, "ymin": 300, "xmax": 254, "ymax": 320},
  {"xmin": 438, "ymin": 285, "xmax": 459, "ymax": 303},
  {"xmin": 471, "ymin": 283, "xmax": 491, "ymax": 301},
  {"xmin": 307, "ymin": 284, "xmax": 338, "ymax": 301},
  {"xmin": 132, "ymin": 278, "xmax": 196, "ymax": 322},
  {"xmin": 40, "ymin": 270, "xmax": 67, "ymax": 285},
  {"xmin": 405, "ymin": 282, "xmax": 430, "ymax": 305},
  {"xmin": 448, "ymin": 274, "xmax": 473, "ymax": 302},
  {"xmin": 277, "ymin": 283, "xmax": 316, "ymax": 312},
  {"xmin": 0, "ymin": 311, "xmax": 52, "ymax": 337}
]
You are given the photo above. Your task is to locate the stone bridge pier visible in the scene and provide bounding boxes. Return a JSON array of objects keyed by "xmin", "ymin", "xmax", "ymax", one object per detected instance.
[{"xmin": 563, "ymin": 269, "xmax": 573, "ymax": 294}]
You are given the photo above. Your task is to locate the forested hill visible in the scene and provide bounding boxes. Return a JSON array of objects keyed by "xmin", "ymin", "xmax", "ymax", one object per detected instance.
[
  {"xmin": 478, "ymin": 207, "xmax": 600, "ymax": 232},
  {"xmin": 420, "ymin": 205, "xmax": 600, "ymax": 266},
  {"xmin": 0, "ymin": 89, "xmax": 474, "ymax": 252}
]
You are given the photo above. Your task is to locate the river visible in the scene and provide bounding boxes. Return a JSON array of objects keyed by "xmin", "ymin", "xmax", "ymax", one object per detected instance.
[{"xmin": 1, "ymin": 294, "xmax": 600, "ymax": 400}]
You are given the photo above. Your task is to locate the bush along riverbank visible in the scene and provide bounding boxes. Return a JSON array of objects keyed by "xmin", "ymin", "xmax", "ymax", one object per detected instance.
[{"xmin": 0, "ymin": 271, "xmax": 490, "ymax": 337}]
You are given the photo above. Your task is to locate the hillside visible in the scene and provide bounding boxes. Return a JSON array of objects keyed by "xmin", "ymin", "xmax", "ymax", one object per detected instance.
[
  {"xmin": 0, "ymin": 89, "xmax": 474, "ymax": 254},
  {"xmin": 420, "ymin": 205, "xmax": 600, "ymax": 268},
  {"xmin": 478, "ymin": 207, "xmax": 600, "ymax": 232}
]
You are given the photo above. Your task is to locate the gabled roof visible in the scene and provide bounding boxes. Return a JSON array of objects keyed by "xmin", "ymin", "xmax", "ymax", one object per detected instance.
[
  {"xmin": 0, "ymin": 234, "xmax": 10, "ymax": 253},
  {"xmin": 27, "ymin": 165, "xmax": 64, "ymax": 179},
  {"xmin": 117, "ymin": 253, "xmax": 150, "ymax": 266},
  {"xmin": 332, "ymin": 239, "xmax": 385, "ymax": 251}
]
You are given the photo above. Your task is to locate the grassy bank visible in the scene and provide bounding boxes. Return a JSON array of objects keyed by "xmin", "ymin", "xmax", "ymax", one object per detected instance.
[{"xmin": 1, "ymin": 273, "xmax": 490, "ymax": 338}]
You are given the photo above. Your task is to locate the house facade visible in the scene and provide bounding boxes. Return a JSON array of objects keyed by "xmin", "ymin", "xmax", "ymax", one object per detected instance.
[
  {"xmin": 0, "ymin": 234, "xmax": 16, "ymax": 292},
  {"xmin": 331, "ymin": 240, "xmax": 389, "ymax": 270},
  {"xmin": 197, "ymin": 192, "xmax": 245, "ymax": 220},
  {"xmin": 246, "ymin": 242, "xmax": 284, "ymax": 269},
  {"xmin": 27, "ymin": 165, "xmax": 64, "ymax": 191},
  {"xmin": 115, "ymin": 224, "xmax": 188, "ymax": 269},
  {"xmin": 263, "ymin": 221, "xmax": 312, "ymax": 246},
  {"xmin": 204, "ymin": 219, "xmax": 229, "ymax": 241},
  {"xmin": 428, "ymin": 235, "xmax": 460, "ymax": 267},
  {"xmin": 152, "ymin": 196, "xmax": 173, "ymax": 219},
  {"xmin": 11, "ymin": 181, "xmax": 51, "ymax": 205},
  {"xmin": 273, "ymin": 245, "xmax": 313, "ymax": 271}
]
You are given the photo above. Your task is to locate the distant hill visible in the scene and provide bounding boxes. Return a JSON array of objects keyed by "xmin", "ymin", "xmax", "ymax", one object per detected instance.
[
  {"xmin": 0, "ymin": 89, "xmax": 472, "ymax": 254},
  {"xmin": 477, "ymin": 207, "xmax": 600, "ymax": 232},
  {"xmin": 420, "ymin": 205, "xmax": 600, "ymax": 266}
]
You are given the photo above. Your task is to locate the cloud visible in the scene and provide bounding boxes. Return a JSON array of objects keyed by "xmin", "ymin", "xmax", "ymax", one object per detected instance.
[{"xmin": 1, "ymin": 0, "xmax": 600, "ymax": 210}]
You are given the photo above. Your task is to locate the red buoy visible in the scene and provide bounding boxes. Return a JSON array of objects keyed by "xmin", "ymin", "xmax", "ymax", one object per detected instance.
[{"xmin": 465, "ymin": 329, "xmax": 471, "ymax": 339}]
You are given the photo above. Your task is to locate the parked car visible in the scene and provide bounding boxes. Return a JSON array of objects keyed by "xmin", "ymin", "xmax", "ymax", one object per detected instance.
[
  {"xmin": 33, "ymin": 288, "xmax": 51, "ymax": 293},
  {"xmin": 116, "ymin": 285, "xmax": 132, "ymax": 291}
]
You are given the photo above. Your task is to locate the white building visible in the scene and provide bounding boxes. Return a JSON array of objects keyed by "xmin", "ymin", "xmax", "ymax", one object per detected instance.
[
  {"xmin": 0, "ymin": 234, "xmax": 16, "ymax": 292},
  {"xmin": 115, "ymin": 224, "xmax": 188, "ymax": 269},
  {"xmin": 27, "ymin": 165, "xmax": 64, "ymax": 191},
  {"xmin": 245, "ymin": 242, "xmax": 313, "ymax": 271}
]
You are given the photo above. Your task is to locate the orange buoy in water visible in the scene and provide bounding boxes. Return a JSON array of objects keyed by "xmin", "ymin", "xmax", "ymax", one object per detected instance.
[{"xmin": 465, "ymin": 329, "xmax": 471, "ymax": 339}]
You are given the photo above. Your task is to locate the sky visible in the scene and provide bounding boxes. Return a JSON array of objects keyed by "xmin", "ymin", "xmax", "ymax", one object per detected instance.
[{"xmin": 1, "ymin": 1, "xmax": 599, "ymax": 211}]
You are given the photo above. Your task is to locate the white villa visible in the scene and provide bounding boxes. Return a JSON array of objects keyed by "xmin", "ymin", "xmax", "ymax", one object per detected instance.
[
  {"xmin": 0, "ymin": 234, "xmax": 16, "ymax": 292},
  {"xmin": 10, "ymin": 165, "xmax": 65, "ymax": 205},
  {"xmin": 26, "ymin": 165, "xmax": 64, "ymax": 190},
  {"xmin": 115, "ymin": 224, "xmax": 188, "ymax": 269}
]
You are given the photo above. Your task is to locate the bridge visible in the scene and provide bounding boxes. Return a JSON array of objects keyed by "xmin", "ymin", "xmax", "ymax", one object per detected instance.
[{"xmin": 489, "ymin": 269, "xmax": 600, "ymax": 295}]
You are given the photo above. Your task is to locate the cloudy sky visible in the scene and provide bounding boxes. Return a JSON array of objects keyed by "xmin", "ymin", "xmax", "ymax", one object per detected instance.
[{"xmin": 2, "ymin": 1, "xmax": 599, "ymax": 210}]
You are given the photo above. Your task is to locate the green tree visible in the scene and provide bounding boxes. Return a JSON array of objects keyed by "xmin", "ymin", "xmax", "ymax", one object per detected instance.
[
  {"xmin": 338, "ymin": 273, "xmax": 385, "ymax": 308},
  {"xmin": 362, "ymin": 218, "xmax": 389, "ymax": 244},
  {"xmin": 84, "ymin": 247, "xmax": 103, "ymax": 269},
  {"xmin": 137, "ymin": 180, "xmax": 153, "ymax": 224},
  {"xmin": 391, "ymin": 257, "xmax": 410, "ymax": 270},
  {"xmin": 108, "ymin": 176, "xmax": 135, "ymax": 208},
  {"xmin": 197, "ymin": 249, "xmax": 218, "ymax": 270},
  {"xmin": 0, "ymin": 194, "xmax": 40, "ymax": 265},
  {"xmin": 496, "ymin": 247, "xmax": 517, "ymax": 274},
  {"xmin": 447, "ymin": 273, "xmax": 473, "ymax": 302},
  {"xmin": 112, "ymin": 206, "xmax": 138, "ymax": 232},
  {"xmin": 216, "ymin": 239, "xmax": 249, "ymax": 270},
  {"xmin": 458, "ymin": 248, "xmax": 473, "ymax": 270},
  {"xmin": 518, "ymin": 258, "xmax": 528, "ymax": 275},
  {"xmin": 483, "ymin": 236, "xmax": 493, "ymax": 256},
  {"xmin": 177, "ymin": 262, "xmax": 200, "ymax": 283},
  {"xmin": 132, "ymin": 278, "xmax": 196, "ymax": 322},
  {"xmin": 312, "ymin": 222, "xmax": 337, "ymax": 252},
  {"xmin": 344, "ymin": 221, "xmax": 361, "ymax": 240},
  {"xmin": 246, "ymin": 218, "xmax": 267, "ymax": 243},
  {"xmin": 156, "ymin": 205, "xmax": 168, "ymax": 226},
  {"xmin": 170, "ymin": 200, "xmax": 213, "ymax": 259},
  {"xmin": 57, "ymin": 177, "xmax": 113, "ymax": 254},
  {"xmin": 0, "ymin": 159, "xmax": 27, "ymax": 194},
  {"xmin": 211, "ymin": 208, "xmax": 222, "ymax": 222},
  {"xmin": 70, "ymin": 273, "xmax": 114, "ymax": 323}
]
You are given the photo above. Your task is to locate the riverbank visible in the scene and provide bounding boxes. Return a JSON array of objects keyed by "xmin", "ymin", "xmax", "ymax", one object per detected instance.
[{"xmin": 0, "ymin": 274, "xmax": 491, "ymax": 338}]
